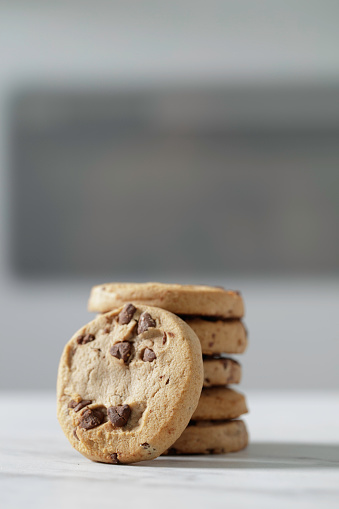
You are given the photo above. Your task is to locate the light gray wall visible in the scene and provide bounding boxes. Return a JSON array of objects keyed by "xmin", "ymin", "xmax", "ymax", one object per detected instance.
[
  {"xmin": 9, "ymin": 99, "xmax": 339, "ymax": 276},
  {"xmin": 1, "ymin": 1, "xmax": 339, "ymax": 391},
  {"xmin": 1, "ymin": 1, "xmax": 339, "ymax": 86},
  {"xmin": 0, "ymin": 276, "xmax": 338, "ymax": 391}
]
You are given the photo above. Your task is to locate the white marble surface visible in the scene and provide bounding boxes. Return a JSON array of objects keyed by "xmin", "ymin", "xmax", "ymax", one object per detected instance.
[{"xmin": 1, "ymin": 391, "xmax": 339, "ymax": 509}]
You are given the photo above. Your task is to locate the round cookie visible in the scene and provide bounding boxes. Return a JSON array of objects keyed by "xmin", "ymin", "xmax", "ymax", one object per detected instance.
[
  {"xmin": 192, "ymin": 388, "xmax": 248, "ymax": 420},
  {"xmin": 203, "ymin": 358, "xmax": 241, "ymax": 387},
  {"xmin": 88, "ymin": 282, "xmax": 244, "ymax": 318},
  {"xmin": 57, "ymin": 304, "xmax": 203, "ymax": 464},
  {"xmin": 166, "ymin": 420, "xmax": 248, "ymax": 455},
  {"xmin": 185, "ymin": 318, "xmax": 247, "ymax": 355}
]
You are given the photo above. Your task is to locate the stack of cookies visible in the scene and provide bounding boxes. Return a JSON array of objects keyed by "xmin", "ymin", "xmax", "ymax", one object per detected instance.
[{"xmin": 88, "ymin": 282, "xmax": 249, "ymax": 455}]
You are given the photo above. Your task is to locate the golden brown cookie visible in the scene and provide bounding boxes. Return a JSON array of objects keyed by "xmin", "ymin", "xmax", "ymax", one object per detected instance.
[
  {"xmin": 166, "ymin": 419, "xmax": 248, "ymax": 454},
  {"xmin": 203, "ymin": 358, "xmax": 241, "ymax": 387},
  {"xmin": 192, "ymin": 387, "xmax": 248, "ymax": 420},
  {"xmin": 57, "ymin": 304, "xmax": 203, "ymax": 464},
  {"xmin": 88, "ymin": 282, "xmax": 244, "ymax": 318},
  {"xmin": 185, "ymin": 318, "xmax": 247, "ymax": 355},
  {"xmin": 97, "ymin": 315, "xmax": 247, "ymax": 356}
]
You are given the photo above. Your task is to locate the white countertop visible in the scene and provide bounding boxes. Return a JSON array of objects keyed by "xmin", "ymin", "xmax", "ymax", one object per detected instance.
[{"xmin": 1, "ymin": 391, "xmax": 339, "ymax": 509}]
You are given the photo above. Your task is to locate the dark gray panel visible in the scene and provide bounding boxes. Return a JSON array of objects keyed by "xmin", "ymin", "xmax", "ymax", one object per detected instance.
[{"xmin": 9, "ymin": 89, "xmax": 339, "ymax": 275}]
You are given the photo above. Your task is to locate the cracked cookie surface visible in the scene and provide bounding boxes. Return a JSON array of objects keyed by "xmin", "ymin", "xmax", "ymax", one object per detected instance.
[{"xmin": 57, "ymin": 304, "xmax": 203, "ymax": 464}]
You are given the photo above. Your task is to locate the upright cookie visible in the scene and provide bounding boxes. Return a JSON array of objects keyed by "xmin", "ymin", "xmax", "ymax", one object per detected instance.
[
  {"xmin": 88, "ymin": 282, "xmax": 244, "ymax": 318},
  {"xmin": 192, "ymin": 387, "xmax": 248, "ymax": 420},
  {"xmin": 57, "ymin": 304, "xmax": 203, "ymax": 464},
  {"xmin": 166, "ymin": 419, "xmax": 248, "ymax": 455}
]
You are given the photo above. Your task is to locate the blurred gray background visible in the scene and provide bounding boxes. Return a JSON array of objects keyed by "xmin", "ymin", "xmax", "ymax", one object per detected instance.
[{"xmin": 0, "ymin": 0, "xmax": 338, "ymax": 391}]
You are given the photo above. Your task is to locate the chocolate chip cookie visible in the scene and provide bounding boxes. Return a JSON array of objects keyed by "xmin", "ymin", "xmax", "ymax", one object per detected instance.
[
  {"xmin": 184, "ymin": 318, "xmax": 247, "ymax": 355},
  {"xmin": 192, "ymin": 387, "xmax": 248, "ymax": 420},
  {"xmin": 203, "ymin": 358, "xmax": 241, "ymax": 387},
  {"xmin": 57, "ymin": 304, "xmax": 203, "ymax": 464},
  {"xmin": 88, "ymin": 282, "xmax": 244, "ymax": 318},
  {"xmin": 166, "ymin": 419, "xmax": 248, "ymax": 455}
]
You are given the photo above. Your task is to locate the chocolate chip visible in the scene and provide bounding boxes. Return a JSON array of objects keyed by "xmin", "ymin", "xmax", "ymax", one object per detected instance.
[
  {"xmin": 73, "ymin": 429, "xmax": 79, "ymax": 440},
  {"xmin": 77, "ymin": 334, "xmax": 95, "ymax": 345},
  {"xmin": 104, "ymin": 326, "xmax": 111, "ymax": 334},
  {"xmin": 168, "ymin": 332, "xmax": 175, "ymax": 338},
  {"xmin": 162, "ymin": 332, "xmax": 167, "ymax": 344},
  {"xmin": 222, "ymin": 359, "xmax": 229, "ymax": 369},
  {"xmin": 118, "ymin": 303, "xmax": 136, "ymax": 325},
  {"xmin": 109, "ymin": 342, "xmax": 131, "ymax": 363},
  {"xmin": 107, "ymin": 404, "xmax": 131, "ymax": 427},
  {"xmin": 68, "ymin": 400, "xmax": 77, "ymax": 409},
  {"xmin": 141, "ymin": 442, "xmax": 150, "ymax": 449},
  {"xmin": 208, "ymin": 341, "xmax": 214, "ymax": 347},
  {"xmin": 79, "ymin": 408, "xmax": 104, "ymax": 429},
  {"xmin": 74, "ymin": 400, "xmax": 92, "ymax": 412},
  {"xmin": 110, "ymin": 453, "xmax": 119, "ymax": 464},
  {"xmin": 137, "ymin": 312, "xmax": 156, "ymax": 334},
  {"xmin": 142, "ymin": 348, "xmax": 156, "ymax": 362}
]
